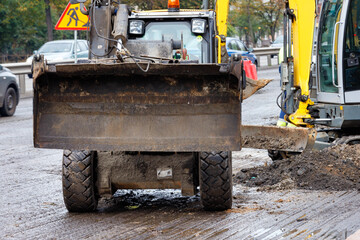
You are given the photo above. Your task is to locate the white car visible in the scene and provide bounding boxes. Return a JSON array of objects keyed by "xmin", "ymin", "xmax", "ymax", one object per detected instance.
[{"xmin": 26, "ymin": 40, "xmax": 89, "ymax": 63}]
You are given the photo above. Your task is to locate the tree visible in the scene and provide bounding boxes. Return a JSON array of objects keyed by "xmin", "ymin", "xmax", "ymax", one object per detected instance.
[
  {"xmin": 228, "ymin": 0, "xmax": 262, "ymax": 46},
  {"xmin": 0, "ymin": 0, "xmax": 84, "ymax": 61},
  {"xmin": 45, "ymin": 0, "xmax": 53, "ymax": 41},
  {"xmin": 120, "ymin": 0, "xmax": 202, "ymax": 10},
  {"xmin": 0, "ymin": 0, "xmax": 47, "ymax": 57},
  {"xmin": 228, "ymin": 0, "xmax": 283, "ymax": 46},
  {"xmin": 252, "ymin": 0, "xmax": 283, "ymax": 41}
]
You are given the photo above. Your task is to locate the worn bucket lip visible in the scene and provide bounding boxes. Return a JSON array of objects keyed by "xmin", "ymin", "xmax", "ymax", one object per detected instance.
[{"xmin": 50, "ymin": 62, "xmax": 232, "ymax": 76}]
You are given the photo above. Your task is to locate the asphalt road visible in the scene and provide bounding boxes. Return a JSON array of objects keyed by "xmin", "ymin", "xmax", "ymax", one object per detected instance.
[{"xmin": 1, "ymin": 68, "xmax": 360, "ymax": 239}]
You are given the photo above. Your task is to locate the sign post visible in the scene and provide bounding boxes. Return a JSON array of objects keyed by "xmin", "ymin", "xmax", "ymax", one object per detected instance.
[
  {"xmin": 74, "ymin": 30, "xmax": 78, "ymax": 63},
  {"xmin": 55, "ymin": 3, "xmax": 89, "ymax": 63}
]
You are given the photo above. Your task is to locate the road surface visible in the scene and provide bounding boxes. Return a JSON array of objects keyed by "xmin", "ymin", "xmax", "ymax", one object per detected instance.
[{"xmin": 1, "ymin": 68, "xmax": 359, "ymax": 239}]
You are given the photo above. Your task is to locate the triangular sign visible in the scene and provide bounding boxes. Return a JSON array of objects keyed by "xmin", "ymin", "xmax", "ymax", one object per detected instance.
[{"xmin": 55, "ymin": 3, "xmax": 89, "ymax": 31}]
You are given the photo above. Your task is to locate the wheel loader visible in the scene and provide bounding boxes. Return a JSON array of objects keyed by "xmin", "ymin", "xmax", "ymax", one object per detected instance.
[{"xmin": 32, "ymin": 0, "xmax": 315, "ymax": 212}]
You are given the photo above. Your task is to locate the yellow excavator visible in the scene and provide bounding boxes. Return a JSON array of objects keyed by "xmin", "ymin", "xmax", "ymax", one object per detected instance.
[
  {"xmin": 32, "ymin": 0, "xmax": 327, "ymax": 212},
  {"xmin": 219, "ymin": 0, "xmax": 360, "ymax": 159},
  {"xmin": 268, "ymin": 0, "xmax": 360, "ymax": 159}
]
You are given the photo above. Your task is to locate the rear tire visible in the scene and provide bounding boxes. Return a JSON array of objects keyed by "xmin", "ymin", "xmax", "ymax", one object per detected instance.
[
  {"xmin": 199, "ymin": 151, "xmax": 232, "ymax": 211},
  {"xmin": 0, "ymin": 87, "xmax": 17, "ymax": 116},
  {"xmin": 62, "ymin": 150, "xmax": 98, "ymax": 212}
]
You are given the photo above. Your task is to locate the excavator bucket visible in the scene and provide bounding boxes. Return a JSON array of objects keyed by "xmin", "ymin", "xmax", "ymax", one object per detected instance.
[
  {"xmin": 33, "ymin": 57, "xmax": 242, "ymax": 152},
  {"xmin": 241, "ymin": 125, "xmax": 317, "ymax": 152},
  {"xmin": 243, "ymin": 77, "xmax": 271, "ymax": 100}
]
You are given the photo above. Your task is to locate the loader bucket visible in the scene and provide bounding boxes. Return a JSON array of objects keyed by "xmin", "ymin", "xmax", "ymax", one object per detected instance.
[{"xmin": 33, "ymin": 57, "xmax": 242, "ymax": 152}]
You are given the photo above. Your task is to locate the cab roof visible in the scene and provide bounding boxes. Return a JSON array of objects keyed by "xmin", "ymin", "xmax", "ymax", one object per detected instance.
[{"xmin": 130, "ymin": 9, "xmax": 212, "ymax": 19}]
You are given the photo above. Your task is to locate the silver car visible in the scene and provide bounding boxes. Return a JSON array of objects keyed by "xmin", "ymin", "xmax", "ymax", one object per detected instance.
[
  {"xmin": 26, "ymin": 40, "xmax": 89, "ymax": 63},
  {"xmin": 0, "ymin": 65, "xmax": 19, "ymax": 116}
]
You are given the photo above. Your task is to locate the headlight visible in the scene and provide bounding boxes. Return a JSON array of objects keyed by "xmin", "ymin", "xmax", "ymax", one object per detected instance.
[
  {"xmin": 191, "ymin": 19, "xmax": 206, "ymax": 34},
  {"xmin": 129, "ymin": 20, "xmax": 145, "ymax": 35}
]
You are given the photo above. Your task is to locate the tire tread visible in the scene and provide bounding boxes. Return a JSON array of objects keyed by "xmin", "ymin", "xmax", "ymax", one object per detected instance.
[
  {"xmin": 62, "ymin": 150, "xmax": 98, "ymax": 212},
  {"xmin": 199, "ymin": 151, "xmax": 232, "ymax": 211}
]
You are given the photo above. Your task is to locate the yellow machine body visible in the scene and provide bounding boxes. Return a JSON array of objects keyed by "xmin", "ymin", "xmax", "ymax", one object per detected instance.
[{"xmin": 287, "ymin": 0, "xmax": 316, "ymax": 127}]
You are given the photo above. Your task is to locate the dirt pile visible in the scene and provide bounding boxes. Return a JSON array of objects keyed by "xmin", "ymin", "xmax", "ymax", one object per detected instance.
[{"xmin": 234, "ymin": 144, "xmax": 360, "ymax": 191}]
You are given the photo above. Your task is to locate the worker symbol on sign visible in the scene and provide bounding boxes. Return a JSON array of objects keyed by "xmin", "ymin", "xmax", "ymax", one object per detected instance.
[
  {"xmin": 55, "ymin": 3, "xmax": 89, "ymax": 30},
  {"xmin": 67, "ymin": 7, "xmax": 81, "ymax": 26},
  {"xmin": 67, "ymin": 7, "xmax": 88, "ymax": 27}
]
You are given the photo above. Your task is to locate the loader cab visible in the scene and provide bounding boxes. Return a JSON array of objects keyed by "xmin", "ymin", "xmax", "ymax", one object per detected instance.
[
  {"xmin": 317, "ymin": 0, "xmax": 360, "ymax": 104},
  {"xmin": 127, "ymin": 10, "xmax": 216, "ymax": 63}
]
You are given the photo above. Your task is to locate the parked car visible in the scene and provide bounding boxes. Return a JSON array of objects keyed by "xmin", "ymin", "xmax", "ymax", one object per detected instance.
[
  {"xmin": 0, "ymin": 65, "xmax": 19, "ymax": 116},
  {"xmin": 26, "ymin": 40, "xmax": 89, "ymax": 64},
  {"xmin": 270, "ymin": 36, "xmax": 283, "ymax": 48},
  {"xmin": 226, "ymin": 37, "xmax": 258, "ymax": 66}
]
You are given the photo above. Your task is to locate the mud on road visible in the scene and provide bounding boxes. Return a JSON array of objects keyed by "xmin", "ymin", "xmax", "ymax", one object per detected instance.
[
  {"xmin": 235, "ymin": 145, "xmax": 360, "ymax": 191},
  {"xmin": 1, "ymin": 69, "xmax": 360, "ymax": 239}
]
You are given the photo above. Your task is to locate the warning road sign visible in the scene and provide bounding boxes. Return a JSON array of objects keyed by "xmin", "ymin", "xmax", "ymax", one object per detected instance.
[{"xmin": 55, "ymin": 3, "xmax": 89, "ymax": 30}]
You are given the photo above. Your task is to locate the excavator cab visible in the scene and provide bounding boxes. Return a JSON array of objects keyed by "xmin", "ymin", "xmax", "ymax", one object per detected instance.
[
  {"xmin": 315, "ymin": 0, "xmax": 360, "ymax": 129},
  {"xmin": 277, "ymin": 0, "xmax": 360, "ymax": 152}
]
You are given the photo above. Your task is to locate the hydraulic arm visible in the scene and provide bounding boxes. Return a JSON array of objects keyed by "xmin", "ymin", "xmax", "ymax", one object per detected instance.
[
  {"xmin": 215, "ymin": 0, "xmax": 230, "ymax": 63},
  {"xmin": 282, "ymin": 0, "xmax": 316, "ymax": 127}
]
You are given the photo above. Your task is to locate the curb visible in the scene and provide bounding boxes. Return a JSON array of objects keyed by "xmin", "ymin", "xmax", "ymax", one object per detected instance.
[
  {"xmin": 20, "ymin": 91, "xmax": 33, "ymax": 99},
  {"xmin": 258, "ymin": 65, "xmax": 279, "ymax": 70}
]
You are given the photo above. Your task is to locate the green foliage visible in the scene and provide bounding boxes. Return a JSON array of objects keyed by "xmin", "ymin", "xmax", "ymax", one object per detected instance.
[
  {"xmin": 252, "ymin": 0, "xmax": 283, "ymax": 41},
  {"xmin": 1, "ymin": 0, "xmax": 282, "ymax": 60},
  {"xmin": 0, "ymin": 0, "xmax": 86, "ymax": 59},
  {"xmin": 228, "ymin": 0, "xmax": 283, "ymax": 46},
  {"xmin": 0, "ymin": 0, "xmax": 202, "ymax": 59},
  {"xmin": 0, "ymin": 0, "xmax": 46, "ymax": 55},
  {"xmin": 228, "ymin": 0, "xmax": 261, "ymax": 45},
  {"xmin": 227, "ymin": 24, "xmax": 238, "ymax": 37},
  {"xmin": 121, "ymin": 0, "xmax": 202, "ymax": 10}
]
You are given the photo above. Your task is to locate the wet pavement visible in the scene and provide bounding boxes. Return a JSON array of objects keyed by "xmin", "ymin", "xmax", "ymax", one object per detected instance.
[{"xmin": 1, "ymin": 68, "xmax": 360, "ymax": 239}]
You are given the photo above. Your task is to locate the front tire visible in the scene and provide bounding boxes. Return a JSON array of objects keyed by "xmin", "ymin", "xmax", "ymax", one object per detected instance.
[
  {"xmin": 199, "ymin": 151, "xmax": 232, "ymax": 211},
  {"xmin": 62, "ymin": 150, "xmax": 98, "ymax": 212},
  {"xmin": 0, "ymin": 87, "xmax": 17, "ymax": 116}
]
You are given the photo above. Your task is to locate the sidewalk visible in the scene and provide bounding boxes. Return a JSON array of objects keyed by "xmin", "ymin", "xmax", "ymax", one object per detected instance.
[
  {"xmin": 19, "ymin": 74, "xmax": 33, "ymax": 99},
  {"xmin": 20, "ymin": 91, "xmax": 33, "ymax": 99}
]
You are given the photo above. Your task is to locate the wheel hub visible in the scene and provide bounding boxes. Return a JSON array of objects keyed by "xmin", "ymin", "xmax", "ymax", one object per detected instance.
[{"xmin": 7, "ymin": 94, "xmax": 13, "ymax": 109}]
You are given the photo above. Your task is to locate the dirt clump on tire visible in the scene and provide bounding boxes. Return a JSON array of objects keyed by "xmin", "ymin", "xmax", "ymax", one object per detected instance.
[{"xmin": 234, "ymin": 144, "xmax": 360, "ymax": 191}]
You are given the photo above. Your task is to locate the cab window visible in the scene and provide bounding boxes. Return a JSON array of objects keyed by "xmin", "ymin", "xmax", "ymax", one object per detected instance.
[
  {"xmin": 237, "ymin": 40, "xmax": 247, "ymax": 51},
  {"xmin": 137, "ymin": 21, "xmax": 208, "ymax": 63},
  {"xmin": 228, "ymin": 40, "xmax": 240, "ymax": 50},
  {"xmin": 318, "ymin": 0, "xmax": 343, "ymax": 93},
  {"xmin": 343, "ymin": 0, "xmax": 360, "ymax": 92},
  {"xmin": 79, "ymin": 42, "xmax": 87, "ymax": 52}
]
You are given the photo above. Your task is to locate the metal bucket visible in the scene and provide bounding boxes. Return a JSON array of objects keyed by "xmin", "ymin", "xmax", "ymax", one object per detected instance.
[{"xmin": 33, "ymin": 57, "xmax": 243, "ymax": 151}]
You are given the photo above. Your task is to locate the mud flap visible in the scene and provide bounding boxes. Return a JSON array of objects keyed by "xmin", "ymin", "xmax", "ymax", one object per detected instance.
[{"xmin": 33, "ymin": 57, "xmax": 242, "ymax": 151}]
